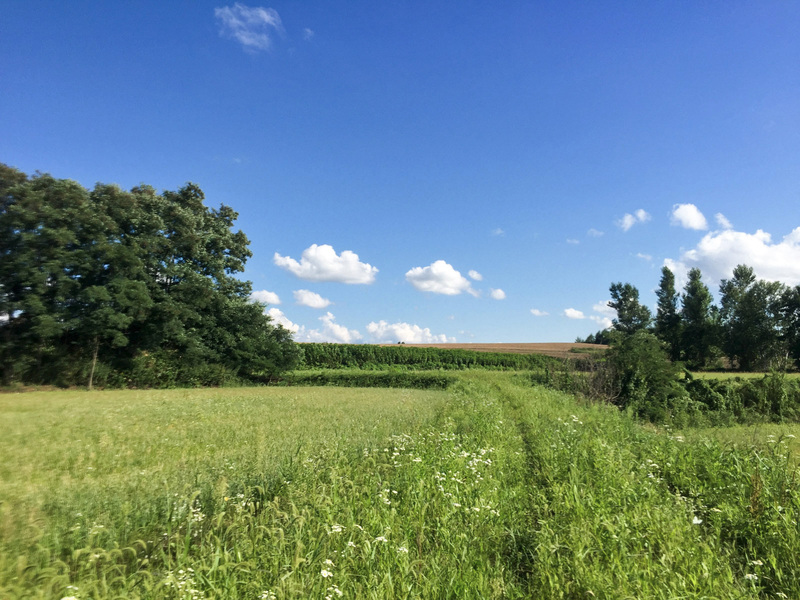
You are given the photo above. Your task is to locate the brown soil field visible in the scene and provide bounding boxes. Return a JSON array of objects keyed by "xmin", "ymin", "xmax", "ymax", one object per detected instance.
[{"xmin": 379, "ymin": 343, "xmax": 607, "ymax": 359}]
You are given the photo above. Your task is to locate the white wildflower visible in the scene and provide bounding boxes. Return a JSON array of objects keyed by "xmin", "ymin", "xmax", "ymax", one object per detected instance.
[{"xmin": 321, "ymin": 569, "xmax": 333, "ymax": 578}]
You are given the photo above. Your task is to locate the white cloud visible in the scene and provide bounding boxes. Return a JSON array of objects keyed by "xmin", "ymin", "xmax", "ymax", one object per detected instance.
[
  {"xmin": 530, "ymin": 308, "xmax": 549, "ymax": 317},
  {"xmin": 468, "ymin": 270, "xmax": 483, "ymax": 281},
  {"xmin": 215, "ymin": 3, "xmax": 283, "ymax": 51},
  {"xmin": 671, "ymin": 203, "xmax": 708, "ymax": 230},
  {"xmin": 587, "ymin": 228, "xmax": 604, "ymax": 237},
  {"xmin": 564, "ymin": 308, "xmax": 585, "ymax": 319},
  {"xmin": 293, "ymin": 289, "xmax": 331, "ymax": 309},
  {"xmin": 300, "ymin": 312, "xmax": 361, "ymax": 343},
  {"xmin": 274, "ymin": 244, "xmax": 378, "ymax": 284},
  {"xmin": 567, "ymin": 238, "xmax": 580, "ymax": 245},
  {"xmin": 715, "ymin": 213, "xmax": 733, "ymax": 230},
  {"xmin": 250, "ymin": 289, "xmax": 281, "ymax": 305},
  {"xmin": 366, "ymin": 321, "xmax": 455, "ymax": 343},
  {"xmin": 302, "ymin": 27, "xmax": 314, "ymax": 40},
  {"xmin": 266, "ymin": 307, "xmax": 300, "ymax": 333},
  {"xmin": 489, "ymin": 288, "xmax": 506, "ymax": 300},
  {"xmin": 617, "ymin": 209, "xmax": 651, "ymax": 231},
  {"xmin": 592, "ymin": 300, "xmax": 616, "ymax": 319},
  {"xmin": 636, "ymin": 253, "xmax": 653, "ymax": 261},
  {"xmin": 668, "ymin": 227, "xmax": 800, "ymax": 287},
  {"xmin": 406, "ymin": 260, "xmax": 476, "ymax": 296},
  {"xmin": 491, "ymin": 228, "xmax": 505, "ymax": 236}
]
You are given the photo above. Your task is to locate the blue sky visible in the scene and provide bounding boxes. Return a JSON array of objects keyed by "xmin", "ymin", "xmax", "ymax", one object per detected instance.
[{"xmin": 3, "ymin": 2, "xmax": 799, "ymax": 343}]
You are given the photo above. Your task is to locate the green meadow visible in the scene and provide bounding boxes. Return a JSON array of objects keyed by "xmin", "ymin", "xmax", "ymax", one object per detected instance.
[{"xmin": 2, "ymin": 373, "xmax": 800, "ymax": 599}]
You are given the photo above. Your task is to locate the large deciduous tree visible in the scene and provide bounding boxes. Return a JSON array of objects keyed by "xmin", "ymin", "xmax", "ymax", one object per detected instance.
[
  {"xmin": 0, "ymin": 164, "xmax": 298, "ymax": 387},
  {"xmin": 719, "ymin": 264, "xmax": 785, "ymax": 371}
]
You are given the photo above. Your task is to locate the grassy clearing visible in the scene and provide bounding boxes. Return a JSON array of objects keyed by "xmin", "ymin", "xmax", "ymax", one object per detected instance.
[
  {"xmin": 691, "ymin": 372, "xmax": 800, "ymax": 380},
  {"xmin": 2, "ymin": 375, "xmax": 800, "ymax": 598}
]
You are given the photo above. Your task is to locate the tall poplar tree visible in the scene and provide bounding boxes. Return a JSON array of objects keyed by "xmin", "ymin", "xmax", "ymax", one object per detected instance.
[
  {"xmin": 654, "ymin": 266, "xmax": 681, "ymax": 361},
  {"xmin": 680, "ymin": 268, "xmax": 717, "ymax": 368}
]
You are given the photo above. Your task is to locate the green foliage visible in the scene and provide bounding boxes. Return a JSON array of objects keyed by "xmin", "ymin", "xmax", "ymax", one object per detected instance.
[
  {"xmin": 655, "ymin": 265, "xmax": 682, "ymax": 361},
  {"xmin": 720, "ymin": 265, "xmax": 786, "ymax": 371},
  {"xmin": 0, "ymin": 164, "xmax": 299, "ymax": 387},
  {"xmin": 288, "ymin": 369, "xmax": 457, "ymax": 389},
  {"xmin": 298, "ymin": 342, "xmax": 559, "ymax": 371},
  {"xmin": 603, "ymin": 330, "xmax": 692, "ymax": 423},
  {"xmin": 681, "ymin": 268, "xmax": 721, "ymax": 368},
  {"xmin": 609, "ymin": 282, "xmax": 652, "ymax": 334}
]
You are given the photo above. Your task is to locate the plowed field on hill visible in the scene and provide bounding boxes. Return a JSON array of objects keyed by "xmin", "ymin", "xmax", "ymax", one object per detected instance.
[{"xmin": 380, "ymin": 343, "xmax": 607, "ymax": 359}]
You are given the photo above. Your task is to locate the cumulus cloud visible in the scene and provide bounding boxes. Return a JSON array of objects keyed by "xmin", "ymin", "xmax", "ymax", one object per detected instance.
[
  {"xmin": 564, "ymin": 308, "xmax": 585, "ymax": 319},
  {"xmin": 716, "ymin": 213, "xmax": 733, "ymax": 230},
  {"xmin": 671, "ymin": 203, "xmax": 708, "ymax": 230},
  {"xmin": 667, "ymin": 227, "xmax": 800, "ymax": 287},
  {"xmin": 250, "ymin": 289, "xmax": 281, "ymax": 305},
  {"xmin": 293, "ymin": 289, "xmax": 331, "ymax": 309},
  {"xmin": 636, "ymin": 253, "xmax": 653, "ymax": 261},
  {"xmin": 530, "ymin": 308, "xmax": 549, "ymax": 317},
  {"xmin": 266, "ymin": 307, "xmax": 300, "ymax": 333},
  {"xmin": 617, "ymin": 209, "xmax": 651, "ymax": 231},
  {"xmin": 274, "ymin": 244, "xmax": 378, "ymax": 284},
  {"xmin": 489, "ymin": 288, "xmax": 506, "ymax": 300},
  {"xmin": 468, "ymin": 270, "xmax": 483, "ymax": 281},
  {"xmin": 366, "ymin": 321, "xmax": 455, "ymax": 343},
  {"xmin": 215, "ymin": 3, "xmax": 283, "ymax": 51},
  {"xmin": 406, "ymin": 260, "xmax": 477, "ymax": 296},
  {"xmin": 300, "ymin": 312, "xmax": 361, "ymax": 343}
]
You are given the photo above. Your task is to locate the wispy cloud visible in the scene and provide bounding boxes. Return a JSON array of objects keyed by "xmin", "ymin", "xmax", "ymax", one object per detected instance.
[
  {"xmin": 715, "ymin": 213, "xmax": 733, "ymax": 230},
  {"xmin": 491, "ymin": 227, "xmax": 505, "ymax": 237},
  {"xmin": 215, "ymin": 3, "xmax": 283, "ymax": 51},
  {"xmin": 617, "ymin": 209, "xmax": 651, "ymax": 232},
  {"xmin": 302, "ymin": 27, "xmax": 314, "ymax": 40},
  {"xmin": 587, "ymin": 228, "xmax": 604, "ymax": 237},
  {"xmin": 530, "ymin": 308, "xmax": 549, "ymax": 317}
]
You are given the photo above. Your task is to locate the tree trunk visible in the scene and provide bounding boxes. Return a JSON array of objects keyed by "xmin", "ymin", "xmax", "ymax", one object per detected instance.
[{"xmin": 89, "ymin": 336, "xmax": 99, "ymax": 390}]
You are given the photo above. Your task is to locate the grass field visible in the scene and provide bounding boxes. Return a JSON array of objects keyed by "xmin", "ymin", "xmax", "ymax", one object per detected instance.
[
  {"xmin": 691, "ymin": 371, "xmax": 800, "ymax": 380},
  {"xmin": 2, "ymin": 374, "xmax": 800, "ymax": 598}
]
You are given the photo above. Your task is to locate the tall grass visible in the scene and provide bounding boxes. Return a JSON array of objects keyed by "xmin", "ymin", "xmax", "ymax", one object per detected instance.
[{"xmin": 2, "ymin": 375, "xmax": 800, "ymax": 598}]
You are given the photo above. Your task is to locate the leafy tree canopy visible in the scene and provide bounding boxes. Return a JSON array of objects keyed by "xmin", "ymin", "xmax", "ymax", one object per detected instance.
[{"xmin": 0, "ymin": 164, "xmax": 300, "ymax": 387}]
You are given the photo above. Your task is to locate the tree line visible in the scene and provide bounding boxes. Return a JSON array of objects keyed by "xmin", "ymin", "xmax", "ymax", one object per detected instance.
[
  {"xmin": 578, "ymin": 264, "xmax": 800, "ymax": 371},
  {"xmin": 0, "ymin": 164, "xmax": 301, "ymax": 388}
]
